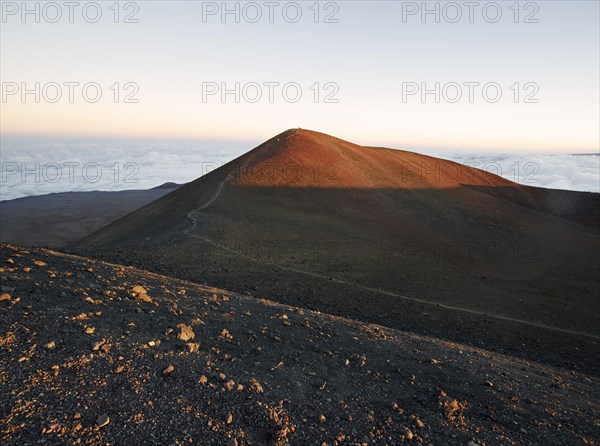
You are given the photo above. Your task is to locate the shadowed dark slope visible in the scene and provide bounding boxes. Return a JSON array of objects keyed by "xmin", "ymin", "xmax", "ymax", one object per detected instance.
[{"xmin": 75, "ymin": 129, "xmax": 600, "ymax": 373}]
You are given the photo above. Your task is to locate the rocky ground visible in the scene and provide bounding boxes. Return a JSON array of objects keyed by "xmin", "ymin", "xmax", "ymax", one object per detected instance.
[{"xmin": 1, "ymin": 243, "xmax": 599, "ymax": 445}]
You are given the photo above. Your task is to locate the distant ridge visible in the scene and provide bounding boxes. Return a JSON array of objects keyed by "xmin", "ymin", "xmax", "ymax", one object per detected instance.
[{"xmin": 151, "ymin": 182, "xmax": 184, "ymax": 190}]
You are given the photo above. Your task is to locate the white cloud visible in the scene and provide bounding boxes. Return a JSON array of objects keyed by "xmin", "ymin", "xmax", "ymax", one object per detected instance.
[
  {"xmin": 421, "ymin": 150, "xmax": 600, "ymax": 193},
  {"xmin": 0, "ymin": 142, "xmax": 248, "ymax": 200},
  {"xmin": 1, "ymin": 142, "xmax": 598, "ymax": 201}
]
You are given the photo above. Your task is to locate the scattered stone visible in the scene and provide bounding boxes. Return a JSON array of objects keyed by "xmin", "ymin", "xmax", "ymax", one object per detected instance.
[
  {"xmin": 441, "ymin": 399, "xmax": 467, "ymax": 423},
  {"xmin": 23, "ymin": 267, "xmax": 31, "ymax": 272},
  {"xmin": 279, "ymin": 426, "xmax": 292, "ymax": 438},
  {"xmin": 249, "ymin": 378, "xmax": 264, "ymax": 393},
  {"xmin": 220, "ymin": 328, "xmax": 233, "ymax": 340},
  {"xmin": 177, "ymin": 324, "xmax": 195, "ymax": 341},
  {"xmin": 34, "ymin": 260, "xmax": 47, "ymax": 267},
  {"xmin": 485, "ymin": 381, "xmax": 494, "ymax": 388},
  {"xmin": 0, "ymin": 293, "xmax": 11, "ymax": 301},
  {"xmin": 415, "ymin": 418, "xmax": 425, "ymax": 428},
  {"xmin": 225, "ymin": 413, "xmax": 233, "ymax": 425},
  {"xmin": 319, "ymin": 414, "xmax": 326, "ymax": 423},
  {"xmin": 44, "ymin": 341, "xmax": 56, "ymax": 350},
  {"xmin": 136, "ymin": 293, "xmax": 152, "ymax": 303},
  {"xmin": 115, "ymin": 365, "xmax": 124, "ymax": 374},
  {"xmin": 131, "ymin": 285, "xmax": 147, "ymax": 294},
  {"xmin": 430, "ymin": 359, "xmax": 439, "ymax": 364},
  {"xmin": 187, "ymin": 342, "xmax": 200, "ymax": 353},
  {"xmin": 404, "ymin": 428, "xmax": 414, "ymax": 440},
  {"xmin": 163, "ymin": 364, "xmax": 175, "ymax": 375},
  {"xmin": 6, "ymin": 258, "xmax": 14, "ymax": 264},
  {"xmin": 85, "ymin": 327, "xmax": 95, "ymax": 334},
  {"xmin": 271, "ymin": 361, "xmax": 284, "ymax": 371},
  {"xmin": 96, "ymin": 415, "xmax": 110, "ymax": 428},
  {"xmin": 198, "ymin": 375, "xmax": 208, "ymax": 384},
  {"xmin": 92, "ymin": 340, "xmax": 105, "ymax": 351}
]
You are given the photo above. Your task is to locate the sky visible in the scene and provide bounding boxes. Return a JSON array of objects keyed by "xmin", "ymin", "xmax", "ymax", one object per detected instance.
[{"xmin": 1, "ymin": 0, "xmax": 599, "ymax": 152}]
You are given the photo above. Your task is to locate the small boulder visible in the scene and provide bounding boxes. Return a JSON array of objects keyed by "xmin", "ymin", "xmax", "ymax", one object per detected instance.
[
  {"xmin": 135, "ymin": 293, "xmax": 152, "ymax": 303},
  {"xmin": 131, "ymin": 285, "xmax": 147, "ymax": 294},
  {"xmin": 96, "ymin": 415, "xmax": 110, "ymax": 428},
  {"xmin": 187, "ymin": 343, "xmax": 200, "ymax": 353},
  {"xmin": 177, "ymin": 324, "xmax": 195, "ymax": 342},
  {"xmin": 249, "ymin": 378, "xmax": 264, "ymax": 393}
]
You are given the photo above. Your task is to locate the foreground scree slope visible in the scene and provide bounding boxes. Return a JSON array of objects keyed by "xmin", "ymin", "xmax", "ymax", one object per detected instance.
[
  {"xmin": 76, "ymin": 129, "xmax": 600, "ymax": 375},
  {"xmin": 1, "ymin": 244, "xmax": 599, "ymax": 445}
]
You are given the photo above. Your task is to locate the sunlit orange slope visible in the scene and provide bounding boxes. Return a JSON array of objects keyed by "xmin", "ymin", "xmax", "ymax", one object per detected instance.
[
  {"xmin": 225, "ymin": 128, "xmax": 516, "ymax": 189},
  {"xmin": 79, "ymin": 128, "xmax": 599, "ymax": 248}
]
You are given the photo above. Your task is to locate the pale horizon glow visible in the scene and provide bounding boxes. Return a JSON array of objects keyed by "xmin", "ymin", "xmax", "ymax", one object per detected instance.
[{"xmin": 1, "ymin": 1, "xmax": 599, "ymax": 152}]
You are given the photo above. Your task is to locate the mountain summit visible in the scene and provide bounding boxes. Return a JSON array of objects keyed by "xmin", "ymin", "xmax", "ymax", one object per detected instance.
[
  {"xmin": 78, "ymin": 129, "xmax": 599, "ymax": 351},
  {"xmin": 207, "ymin": 128, "xmax": 517, "ymax": 189},
  {"xmin": 79, "ymin": 128, "xmax": 598, "ymax": 248}
]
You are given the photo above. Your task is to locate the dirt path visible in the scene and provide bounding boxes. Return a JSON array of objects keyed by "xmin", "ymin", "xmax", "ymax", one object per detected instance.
[
  {"xmin": 183, "ymin": 180, "xmax": 226, "ymax": 236},
  {"xmin": 183, "ymin": 180, "xmax": 600, "ymax": 341}
]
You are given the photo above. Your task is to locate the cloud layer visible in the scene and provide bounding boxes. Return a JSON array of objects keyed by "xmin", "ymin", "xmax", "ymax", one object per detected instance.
[
  {"xmin": 428, "ymin": 151, "xmax": 600, "ymax": 193},
  {"xmin": 1, "ymin": 143, "xmax": 598, "ymax": 201}
]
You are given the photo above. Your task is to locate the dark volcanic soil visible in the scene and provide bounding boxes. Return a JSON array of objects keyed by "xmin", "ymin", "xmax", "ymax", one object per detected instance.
[{"xmin": 1, "ymin": 244, "xmax": 599, "ymax": 445}]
